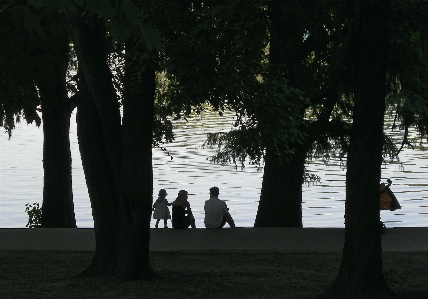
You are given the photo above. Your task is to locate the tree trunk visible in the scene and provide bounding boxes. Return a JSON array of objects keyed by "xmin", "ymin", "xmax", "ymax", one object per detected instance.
[
  {"xmin": 41, "ymin": 98, "xmax": 75, "ymax": 228},
  {"xmin": 254, "ymin": 1, "xmax": 306, "ymax": 228},
  {"xmin": 321, "ymin": 1, "xmax": 392, "ymax": 298},
  {"xmin": 68, "ymin": 11, "xmax": 155, "ymax": 279},
  {"xmin": 110, "ymin": 40, "xmax": 155, "ymax": 279},
  {"xmin": 76, "ymin": 69, "xmax": 119, "ymax": 275},
  {"xmin": 37, "ymin": 33, "xmax": 76, "ymax": 228},
  {"xmin": 255, "ymin": 0, "xmax": 338, "ymax": 228},
  {"xmin": 67, "ymin": 13, "xmax": 122, "ymax": 276},
  {"xmin": 66, "ymin": 14, "xmax": 122, "ymax": 178},
  {"xmin": 255, "ymin": 146, "xmax": 306, "ymax": 227}
]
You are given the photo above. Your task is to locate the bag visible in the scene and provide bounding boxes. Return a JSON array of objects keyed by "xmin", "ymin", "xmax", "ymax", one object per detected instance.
[{"xmin": 379, "ymin": 183, "xmax": 401, "ymax": 211}]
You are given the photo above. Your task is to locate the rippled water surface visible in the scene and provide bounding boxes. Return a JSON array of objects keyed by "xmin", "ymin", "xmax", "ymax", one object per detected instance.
[{"xmin": 1, "ymin": 111, "xmax": 427, "ymax": 228}]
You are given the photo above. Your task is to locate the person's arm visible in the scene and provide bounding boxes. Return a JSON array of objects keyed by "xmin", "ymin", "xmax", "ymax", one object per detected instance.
[
  {"xmin": 185, "ymin": 202, "xmax": 194, "ymax": 217},
  {"xmin": 225, "ymin": 212, "xmax": 235, "ymax": 228},
  {"xmin": 223, "ymin": 202, "xmax": 235, "ymax": 228}
]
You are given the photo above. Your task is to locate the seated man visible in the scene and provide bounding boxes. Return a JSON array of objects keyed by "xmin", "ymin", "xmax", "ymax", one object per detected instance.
[{"xmin": 204, "ymin": 186, "xmax": 235, "ymax": 228}]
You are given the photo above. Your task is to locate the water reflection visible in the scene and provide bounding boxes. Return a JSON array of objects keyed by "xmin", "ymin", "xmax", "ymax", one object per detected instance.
[{"xmin": 0, "ymin": 110, "xmax": 427, "ymax": 228}]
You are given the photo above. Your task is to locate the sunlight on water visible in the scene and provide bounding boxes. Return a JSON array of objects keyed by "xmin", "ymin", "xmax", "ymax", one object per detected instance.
[{"xmin": 0, "ymin": 111, "xmax": 427, "ymax": 228}]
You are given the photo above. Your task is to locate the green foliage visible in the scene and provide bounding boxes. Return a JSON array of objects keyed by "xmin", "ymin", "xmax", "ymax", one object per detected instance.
[
  {"xmin": 153, "ymin": 73, "xmax": 174, "ymax": 146},
  {"xmin": 303, "ymin": 168, "xmax": 321, "ymax": 186},
  {"xmin": 188, "ymin": 1, "xmax": 352, "ymax": 168},
  {"xmin": 204, "ymin": 128, "xmax": 268, "ymax": 169},
  {"xmin": 309, "ymin": 135, "xmax": 349, "ymax": 164},
  {"xmin": 159, "ymin": 1, "xmax": 269, "ymax": 112},
  {"xmin": 388, "ymin": 0, "xmax": 428, "ymax": 144},
  {"xmin": 159, "ymin": 1, "xmax": 312, "ymax": 165},
  {"xmin": 200, "ymin": 0, "xmax": 425, "ymax": 173},
  {"xmin": 1, "ymin": 0, "xmax": 170, "ymax": 141},
  {"xmin": 25, "ymin": 202, "xmax": 42, "ymax": 228},
  {"xmin": 1, "ymin": 2, "xmax": 76, "ymax": 137},
  {"xmin": 20, "ymin": 0, "xmax": 164, "ymax": 49},
  {"xmin": 0, "ymin": 5, "xmax": 42, "ymax": 137},
  {"xmin": 310, "ymin": 131, "xmax": 401, "ymax": 167}
]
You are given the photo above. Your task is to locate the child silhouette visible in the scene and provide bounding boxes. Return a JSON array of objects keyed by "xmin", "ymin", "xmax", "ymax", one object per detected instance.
[{"xmin": 152, "ymin": 189, "xmax": 171, "ymax": 228}]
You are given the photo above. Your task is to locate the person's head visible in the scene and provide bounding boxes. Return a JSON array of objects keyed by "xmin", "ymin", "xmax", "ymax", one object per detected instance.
[
  {"xmin": 158, "ymin": 189, "xmax": 167, "ymax": 197},
  {"xmin": 178, "ymin": 190, "xmax": 188, "ymax": 200},
  {"xmin": 209, "ymin": 186, "xmax": 219, "ymax": 197}
]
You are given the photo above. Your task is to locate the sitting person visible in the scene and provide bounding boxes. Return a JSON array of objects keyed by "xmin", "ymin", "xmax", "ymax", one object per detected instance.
[
  {"xmin": 204, "ymin": 186, "xmax": 235, "ymax": 228},
  {"xmin": 171, "ymin": 190, "xmax": 196, "ymax": 229}
]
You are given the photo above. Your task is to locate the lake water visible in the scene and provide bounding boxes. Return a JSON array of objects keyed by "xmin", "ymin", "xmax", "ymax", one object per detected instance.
[{"xmin": 1, "ymin": 111, "xmax": 427, "ymax": 228}]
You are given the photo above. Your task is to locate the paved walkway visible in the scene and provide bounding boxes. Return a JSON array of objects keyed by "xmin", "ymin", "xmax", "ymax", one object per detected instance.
[{"xmin": 1, "ymin": 227, "xmax": 427, "ymax": 252}]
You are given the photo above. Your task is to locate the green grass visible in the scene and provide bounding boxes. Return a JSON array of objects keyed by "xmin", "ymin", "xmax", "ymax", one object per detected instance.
[{"xmin": 0, "ymin": 251, "xmax": 427, "ymax": 299}]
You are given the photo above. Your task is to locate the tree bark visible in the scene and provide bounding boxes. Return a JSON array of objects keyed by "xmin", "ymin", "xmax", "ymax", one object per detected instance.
[
  {"xmin": 37, "ymin": 33, "xmax": 76, "ymax": 228},
  {"xmin": 68, "ymin": 11, "xmax": 155, "ymax": 279},
  {"xmin": 255, "ymin": 146, "xmax": 306, "ymax": 227},
  {"xmin": 76, "ymin": 69, "xmax": 119, "ymax": 275},
  {"xmin": 40, "ymin": 96, "xmax": 75, "ymax": 228},
  {"xmin": 67, "ymin": 13, "xmax": 122, "ymax": 276},
  {"xmin": 254, "ymin": 1, "xmax": 305, "ymax": 227},
  {"xmin": 66, "ymin": 14, "xmax": 122, "ymax": 179},
  {"xmin": 321, "ymin": 0, "xmax": 392, "ymax": 297},
  {"xmin": 110, "ymin": 39, "xmax": 155, "ymax": 279}
]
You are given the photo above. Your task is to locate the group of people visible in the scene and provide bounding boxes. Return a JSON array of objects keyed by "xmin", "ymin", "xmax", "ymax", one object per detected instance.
[{"xmin": 152, "ymin": 186, "xmax": 235, "ymax": 229}]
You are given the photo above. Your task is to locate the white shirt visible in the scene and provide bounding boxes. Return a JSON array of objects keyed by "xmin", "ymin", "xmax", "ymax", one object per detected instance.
[{"xmin": 204, "ymin": 197, "xmax": 228, "ymax": 228}]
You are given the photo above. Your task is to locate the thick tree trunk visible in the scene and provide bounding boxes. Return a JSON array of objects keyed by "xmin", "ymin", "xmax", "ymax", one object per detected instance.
[
  {"xmin": 110, "ymin": 40, "xmax": 155, "ymax": 279},
  {"xmin": 255, "ymin": 0, "xmax": 340, "ymax": 228},
  {"xmin": 37, "ymin": 33, "xmax": 76, "ymax": 228},
  {"xmin": 41, "ymin": 99, "xmax": 75, "ymax": 228},
  {"xmin": 67, "ymin": 13, "xmax": 122, "ymax": 276},
  {"xmin": 255, "ymin": 146, "xmax": 306, "ymax": 227},
  {"xmin": 68, "ymin": 12, "xmax": 155, "ymax": 279},
  {"xmin": 254, "ymin": 1, "xmax": 306, "ymax": 228},
  {"xmin": 321, "ymin": 1, "xmax": 392, "ymax": 298},
  {"xmin": 76, "ymin": 70, "xmax": 119, "ymax": 275},
  {"xmin": 66, "ymin": 14, "xmax": 122, "ymax": 178}
]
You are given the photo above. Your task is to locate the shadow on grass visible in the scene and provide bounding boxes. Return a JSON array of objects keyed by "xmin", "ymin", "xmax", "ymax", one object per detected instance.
[{"xmin": 0, "ymin": 252, "xmax": 427, "ymax": 299}]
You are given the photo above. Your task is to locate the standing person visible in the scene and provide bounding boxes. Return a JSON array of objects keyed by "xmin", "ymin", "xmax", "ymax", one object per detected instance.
[
  {"xmin": 204, "ymin": 186, "xmax": 235, "ymax": 228},
  {"xmin": 152, "ymin": 189, "xmax": 171, "ymax": 228},
  {"xmin": 171, "ymin": 190, "xmax": 196, "ymax": 229}
]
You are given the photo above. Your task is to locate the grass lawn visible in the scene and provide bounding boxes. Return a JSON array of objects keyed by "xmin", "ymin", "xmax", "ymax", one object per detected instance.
[{"xmin": 0, "ymin": 251, "xmax": 427, "ymax": 298}]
